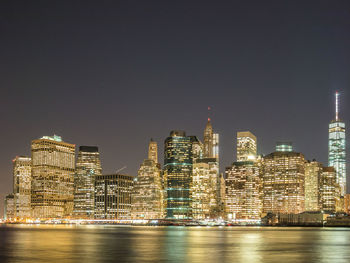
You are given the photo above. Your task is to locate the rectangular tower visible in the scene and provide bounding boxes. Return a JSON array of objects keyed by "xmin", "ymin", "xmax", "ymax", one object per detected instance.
[
  {"xmin": 237, "ymin": 131, "xmax": 257, "ymax": 161},
  {"xmin": 164, "ymin": 130, "xmax": 193, "ymax": 219},
  {"xmin": 74, "ymin": 146, "xmax": 102, "ymax": 219},
  {"xmin": 13, "ymin": 156, "xmax": 31, "ymax": 219},
  {"xmin": 31, "ymin": 135, "xmax": 75, "ymax": 219}
]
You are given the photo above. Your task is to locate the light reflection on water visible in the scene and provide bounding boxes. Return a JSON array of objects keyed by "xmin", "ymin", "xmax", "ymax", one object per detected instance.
[{"xmin": 1, "ymin": 225, "xmax": 350, "ymax": 263}]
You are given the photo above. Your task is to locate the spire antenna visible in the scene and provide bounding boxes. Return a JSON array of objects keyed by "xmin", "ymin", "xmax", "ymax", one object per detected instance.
[
  {"xmin": 208, "ymin": 106, "xmax": 211, "ymax": 122},
  {"xmin": 335, "ymin": 91, "xmax": 339, "ymax": 121}
]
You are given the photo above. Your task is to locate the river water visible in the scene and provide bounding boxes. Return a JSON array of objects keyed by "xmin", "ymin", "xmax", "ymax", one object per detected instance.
[{"xmin": 0, "ymin": 225, "xmax": 350, "ymax": 263}]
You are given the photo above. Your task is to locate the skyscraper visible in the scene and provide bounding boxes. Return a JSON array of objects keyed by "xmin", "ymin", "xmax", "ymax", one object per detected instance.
[
  {"xmin": 320, "ymin": 167, "xmax": 340, "ymax": 213},
  {"xmin": 94, "ymin": 174, "xmax": 133, "ymax": 219},
  {"xmin": 131, "ymin": 140, "xmax": 164, "ymax": 219},
  {"xmin": 328, "ymin": 92, "xmax": 346, "ymax": 196},
  {"xmin": 237, "ymin": 131, "xmax": 257, "ymax": 161},
  {"xmin": 31, "ymin": 135, "xmax": 75, "ymax": 219},
  {"xmin": 304, "ymin": 161, "xmax": 322, "ymax": 211},
  {"xmin": 225, "ymin": 131, "xmax": 261, "ymax": 222},
  {"xmin": 74, "ymin": 146, "xmax": 102, "ymax": 219},
  {"xmin": 262, "ymin": 144, "xmax": 305, "ymax": 214},
  {"xmin": 203, "ymin": 119, "xmax": 214, "ymax": 158},
  {"xmin": 13, "ymin": 156, "xmax": 31, "ymax": 219},
  {"xmin": 164, "ymin": 131, "xmax": 193, "ymax": 219}
]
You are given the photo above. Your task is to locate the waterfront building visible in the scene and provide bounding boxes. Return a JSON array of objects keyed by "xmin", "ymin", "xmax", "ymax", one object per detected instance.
[
  {"xmin": 192, "ymin": 158, "xmax": 219, "ymax": 219},
  {"xmin": 94, "ymin": 174, "xmax": 133, "ymax": 219},
  {"xmin": 31, "ymin": 135, "xmax": 75, "ymax": 219},
  {"xmin": 320, "ymin": 167, "xmax": 340, "ymax": 213},
  {"xmin": 344, "ymin": 194, "xmax": 350, "ymax": 214},
  {"xmin": 262, "ymin": 144, "xmax": 306, "ymax": 215},
  {"xmin": 73, "ymin": 146, "xmax": 102, "ymax": 219},
  {"xmin": 305, "ymin": 161, "xmax": 322, "ymax": 211},
  {"xmin": 328, "ymin": 92, "xmax": 346, "ymax": 196},
  {"xmin": 225, "ymin": 161, "xmax": 261, "ymax": 221},
  {"xmin": 4, "ymin": 194, "xmax": 15, "ymax": 221},
  {"xmin": 13, "ymin": 156, "xmax": 31, "ymax": 219},
  {"xmin": 164, "ymin": 131, "xmax": 193, "ymax": 219},
  {"xmin": 237, "ymin": 131, "xmax": 257, "ymax": 161},
  {"xmin": 131, "ymin": 140, "xmax": 163, "ymax": 219}
]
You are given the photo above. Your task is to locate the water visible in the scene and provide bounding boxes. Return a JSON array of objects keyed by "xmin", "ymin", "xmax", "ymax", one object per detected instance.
[{"xmin": 1, "ymin": 225, "xmax": 350, "ymax": 263}]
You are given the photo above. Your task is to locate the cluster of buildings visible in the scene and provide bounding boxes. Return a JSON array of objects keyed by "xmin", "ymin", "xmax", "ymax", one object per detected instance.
[{"xmin": 3, "ymin": 93, "xmax": 348, "ymax": 224}]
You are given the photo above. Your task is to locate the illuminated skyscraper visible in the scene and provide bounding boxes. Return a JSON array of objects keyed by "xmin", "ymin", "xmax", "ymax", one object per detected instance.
[
  {"xmin": 225, "ymin": 131, "xmax": 261, "ymax": 221},
  {"xmin": 148, "ymin": 139, "xmax": 158, "ymax": 163},
  {"xmin": 94, "ymin": 174, "xmax": 133, "ymax": 219},
  {"xmin": 328, "ymin": 92, "xmax": 346, "ymax": 195},
  {"xmin": 305, "ymin": 161, "xmax": 322, "ymax": 211},
  {"xmin": 31, "ymin": 135, "xmax": 75, "ymax": 219},
  {"xmin": 237, "ymin": 131, "xmax": 257, "ymax": 161},
  {"xmin": 192, "ymin": 158, "xmax": 219, "ymax": 219},
  {"xmin": 320, "ymin": 167, "xmax": 340, "ymax": 213},
  {"xmin": 203, "ymin": 119, "xmax": 214, "ymax": 158},
  {"xmin": 213, "ymin": 133, "xmax": 219, "ymax": 160},
  {"xmin": 73, "ymin": 146, "xmax": 102, "ymax": 219},
  {"xmin": 13, "ymin": 156, "xmax": 31, "ymax": 219},
  {"xmin": 164, "ymin": 131, "xmax": 193, "ymax": 219},
  {"xmin": 132, "ymin": 140, "xmax": 164, "ymax": 219},
  {"xmin": 262, "ymin": 145, "xmax": 305, "ymax": 214}
]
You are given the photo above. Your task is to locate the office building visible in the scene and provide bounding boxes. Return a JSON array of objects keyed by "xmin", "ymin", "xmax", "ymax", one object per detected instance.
[
  {"xmin": 305, "ymin": 161, "xmax": 322, "ymax": 211},
  {"xmin": 73, "ymin": 146, "xmax": 102, "ymax": 219},
  {"xmin": 164, "ymin": 131, "xmax": 193, "ymax": 219},
  {"xmin": 328, "ymin": 92, "xmax": 346, "ymax": 195},
  {"xmin": 320, "ymin": 167, "xmax": 340, "ymax": 213},
  {"xmin": 13, "ymin": 156, "xmax": 31, "ymax": 219},
  {"xmin": 131, "ymin": 140, "xmax": 163, "ymax": 219},
  {"xmin": 237, "ymin": 131, "xmax": 257, "ymax": 161},
  {"xmin": 4, "ymin": 194, "xmax": 15, "ymax": 221},
  {"xmin": 31, "ymin": 135, "xmax": 75, "ymax": 219},
  {"xmin": 94, "ymin": 174, "xmax": 133, "ymax": 219},
  {"xmin": 262, "ymin": 145, "xmax": 306, "ymax": 215}
]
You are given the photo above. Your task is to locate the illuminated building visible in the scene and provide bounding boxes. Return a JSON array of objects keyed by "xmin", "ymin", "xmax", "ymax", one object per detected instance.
[
  {"xmin": 304, "ymin": 161, "xmax": 322, "ymax": 211},
  {"xmin": 31, "ymin": 135, "xmax": 75, "ymax": 219},
  {"xmin": 328, "ymin": 92, "xmax": 346, "ymax": 196},
  {"xmin": 131, "ymin": 140, "xmax": 164, "ymax": 219},
  {"xmin": 276, "ymin": 142, "xmax": 293, "ymax": 152},
  {"xmin": 13, "ymin": 156, "xmax": 31, "ymax": 219},
  {"xmin": 94, "ymin": 174, "xmax": 133, "ymax": 219},
  {"xmin": 344, "ymin": 194, "xmax": 350, "ymax": 214},
  {"xmin": 164, "ymin": 130, "xmax": 193, "ymax": 219},
  {"xmin": 320, "ymin": 167, "xmax": 340, "ymax": 213},
  {"xmin": 237, "ymin": 131, "xmax": 257, "ymax": 161},
  {"xmin": 262, "ymin": 145, "xmax": 305, "ymax": 214},
  {"xmin": 192, "ymin": 158, "xmax": 219, "ymax": 219},
  {"xmin": 225, "ymin": 131, "xmax": 261, "ymax": 221},
  {"xmin": 4, "ymin": 194, "xmax": 15, "ymax": 221},
  {"xmin": 203, "ymin": 119, "xmax": 214, "ymax": 158},
  {"xmin": 148, "ymin": 139, "xmax": 158, "ymax": 163},
  {"xmin": 225, "ymin": 161, "xmax": 261, "ymax": 221},
  {"xmin": 73, "ymin": 146, "xmax": 102, "ymax": 219}
]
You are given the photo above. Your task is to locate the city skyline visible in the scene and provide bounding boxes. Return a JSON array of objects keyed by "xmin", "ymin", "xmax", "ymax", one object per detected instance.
[{"xmin": 1, "ymin": 1, "xmax": 350, "ymax": 217}]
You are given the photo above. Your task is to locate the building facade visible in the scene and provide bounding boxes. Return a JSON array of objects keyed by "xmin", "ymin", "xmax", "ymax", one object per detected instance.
[
  {"xmin": 4, "ymin": 194, "xmax": 15, "ymax": 221},
  {"xmin": 262, "ymin": 146, "xmax": 306, "ymax": 215},
  {"xmin": 304, "ymin": 161, "xmax": 322, "ymax": 211},
  {"xmin": 237, "ymin": 131, "xmax": 257, "ymax": 161},
  {"xmin": 164, "ymin": 131, "xmax": 193, "ymax": 219},
  {"xmin": 31, "ymin": 135, "xmax": 75, "ymax": 219},
  {"xmin": 73, "ymin": 146, "xmax": 102, "ymax": 219},
  {"xmin": 131, "ymin": 140, "xmax": 163, "ymax": 219},
  {"xmin": 225, "ymin": 161, "xmax": 261, "ymax": 221},
  {"xmin": 320, "ymin": 167, "xmax": 340, "ymax": 213},
  {"xmin": 328, "ymin": 92, "xmax": 346, "ymax": 196},
  {"xmin": 13, "ymin": 156, "xmax": 31, "ymax": 219},
  {"xmin": 94, "ymin": 174, "xmax": 133, "ymax": 219}
]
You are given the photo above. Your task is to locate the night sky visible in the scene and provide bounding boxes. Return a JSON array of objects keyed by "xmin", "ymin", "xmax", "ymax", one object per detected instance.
[{"xmin": 1, "ymin": 1, "xmax": 349, "ymax": 216}]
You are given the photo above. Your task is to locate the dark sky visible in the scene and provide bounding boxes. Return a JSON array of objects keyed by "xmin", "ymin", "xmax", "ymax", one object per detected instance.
[{"xmin": 1, "ymin": 0, "xmax": 350, "ymax": 216}]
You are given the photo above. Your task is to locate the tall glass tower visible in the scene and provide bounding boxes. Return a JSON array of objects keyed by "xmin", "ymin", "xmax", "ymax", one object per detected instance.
[
  {"xmin": 164, "ymin": 131, "xmax": 193, "ymax": 219},
  {"xmin": 328, "ymin": 92, "xmax": 346, "ymax": 196}
]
